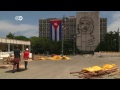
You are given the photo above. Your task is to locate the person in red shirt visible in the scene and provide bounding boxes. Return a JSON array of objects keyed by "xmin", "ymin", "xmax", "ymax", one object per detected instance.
[{"xmin": 23, "ymin": 48, "xmax": 30, "ymax": 70}]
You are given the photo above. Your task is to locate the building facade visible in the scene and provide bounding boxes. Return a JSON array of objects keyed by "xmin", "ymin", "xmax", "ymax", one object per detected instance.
[
  {"xmin": 39, "ymin": 18, "xmax": 58, "ymax": 38},
  {"xmin": 100, "ymin": 18, "xmax": 107, "ymax": 41},
  {"xmin": 39, "ymin": 16, "xmax": 76, "ymax": 41},
  {"xmin": 39, "ymin": 11, "xmax": 107, "ymax": 52}
]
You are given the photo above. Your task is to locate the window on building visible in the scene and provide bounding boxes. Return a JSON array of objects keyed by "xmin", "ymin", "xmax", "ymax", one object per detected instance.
[
  {"xmin": 103, "ymin": 19, "xmax": 106, "ymax": 22},
  {"xmin": 104, "ymin": 23, "xmax": 106, "ymax": 26},
  {"xmin": 104, "ymin": 27, "xmax": 106, "ymax": 30}
]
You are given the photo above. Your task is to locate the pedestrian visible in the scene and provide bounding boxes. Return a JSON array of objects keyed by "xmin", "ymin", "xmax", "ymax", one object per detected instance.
[
  {"xmin": 23, "ymin": 48, "xmax": 30, "ymax": 70},
  {"xmin": 13, "ymin": 46, "xmax": 21, "ymax": 73}
]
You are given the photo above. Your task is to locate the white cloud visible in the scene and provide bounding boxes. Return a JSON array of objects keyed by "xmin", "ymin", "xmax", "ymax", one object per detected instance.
[
  {"xmin": 0, "ymin": 20, "xmax": 38, "ymax": 37},
  {"xmin": 108, "ymin": 11, "xmax": 120, "ymax": 32},
  {"xmin": 15, "ymin": 29, "xmax": 39, "ymax": 38}
]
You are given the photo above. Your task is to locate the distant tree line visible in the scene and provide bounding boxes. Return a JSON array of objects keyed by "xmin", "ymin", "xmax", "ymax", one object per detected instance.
[
  {"xmin": 95, "ymin": 31, "xmax": 119, "ymax": 52},
  {"xmin": 6, "ymin": 31, "xmax": 119, "ymax": 55},
  {"xmin": 6, "ymin": 32, "xmax": 80, "ymax": 55}
]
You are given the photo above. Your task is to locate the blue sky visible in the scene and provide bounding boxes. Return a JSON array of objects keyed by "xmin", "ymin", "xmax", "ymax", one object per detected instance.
[{"xmin": 0, "ymin": 11, "xmax": 119, "ymax": 38}]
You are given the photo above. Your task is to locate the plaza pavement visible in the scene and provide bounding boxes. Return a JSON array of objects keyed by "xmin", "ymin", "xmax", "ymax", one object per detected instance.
[{"xmin": 0, "ymin": 55, "xmax": 120, "ymax": 79}]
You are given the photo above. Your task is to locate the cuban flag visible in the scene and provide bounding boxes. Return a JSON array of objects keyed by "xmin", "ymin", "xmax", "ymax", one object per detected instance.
[{"xmin": 50, "ymin": 20, "xmax": 62, "ymax": 42}]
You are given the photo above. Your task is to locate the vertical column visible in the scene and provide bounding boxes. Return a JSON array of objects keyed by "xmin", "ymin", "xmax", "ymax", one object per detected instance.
[
  {"xmin": 29, "ymin": 45, "xmax": 31, "ymax": 53},
  {"xmin": 22, "ymin": 45, "xmax": 24, "ymax": 52},
  {"xmin": 8, "ymin": 43, "xmax": 10, "ymax": 52},
  {"xmin": 28, "ymin": 45, "xmax": 32, "ymax": 59},
  {"xmin": 12, "ymin": 44, "xmax": 14, "ymax": 51},
  {"xmin": 21, "ymin": 44, "xmax": 24, "ymax": 60}
]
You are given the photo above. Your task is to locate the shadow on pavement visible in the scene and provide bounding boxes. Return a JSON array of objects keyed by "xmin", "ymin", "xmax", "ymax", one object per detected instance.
[{"xmin": 5, "ymin": 68, "xmax": 27, "ymax": 73}]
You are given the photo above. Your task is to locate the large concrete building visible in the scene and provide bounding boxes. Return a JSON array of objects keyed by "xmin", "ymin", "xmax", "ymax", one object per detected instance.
[
  {"xmin": 39, "ymin": 18, "xmax": 58, "ymax": 38},
  {"xmin": 39, "ymin": 11, "xmax": 107, "ymax": 52},
  {"xmin": 39, "ymin": 16, "xmax": 76, "ymax": 41}
]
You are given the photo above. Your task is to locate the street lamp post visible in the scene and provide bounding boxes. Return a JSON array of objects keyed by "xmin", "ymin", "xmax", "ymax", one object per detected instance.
[
  {"xmin": 114, "ymin": 39, "xmax": 116, "ymax": 51},
  {"xmin": 118, "ymin": 28, "xmax": 120, "ymax": 52},
  {"xmin": 72, "ymin": 24, "xmax": 80, "ymax": 55},
  {"xmin": 73, "ymin": 35, "xmax": 76, "ymax": 55},
  {"xmin": 119, "ymin": 34, "xmax": 120, "ymax": 52},
  {"xmin": 61, "ymin": 15, "xmax": 66, "ymax": 56},
  {"xmin": 61, "ymin": 26, "xmax": 64, "ymax": 55}
]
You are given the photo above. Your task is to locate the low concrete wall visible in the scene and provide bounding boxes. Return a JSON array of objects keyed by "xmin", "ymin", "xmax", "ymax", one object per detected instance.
[{"xmin": 32, "ymin": 54, "xmax": 40, "ymax": 60}]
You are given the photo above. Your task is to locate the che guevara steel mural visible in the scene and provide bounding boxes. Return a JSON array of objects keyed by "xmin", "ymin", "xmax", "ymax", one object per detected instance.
[{"xmin": 77, "ymin": 16, "xmax": 95, "ymax": 46}]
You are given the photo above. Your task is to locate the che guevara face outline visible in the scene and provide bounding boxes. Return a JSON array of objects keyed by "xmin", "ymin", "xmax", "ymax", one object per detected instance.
[
  {"xmin": 80, "ymin": 20, "xmax": 90, "ymax": 32},
  {"xmin": 79, "ymin": 16, "xmax": 94, "ymax": 34},
  {"xmin": 78, "ymin": 16, "xmax": 95, "ymax": 45}
]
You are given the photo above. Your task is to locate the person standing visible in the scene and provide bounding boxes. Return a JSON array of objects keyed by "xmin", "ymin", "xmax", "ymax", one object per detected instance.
[
  {"xmin": 13, "ymin": 46, "xmax": 21, "ymax": 73},
  {"xmin": 23, "ymin": 48, "xmax": 30, "ymax": 70}
]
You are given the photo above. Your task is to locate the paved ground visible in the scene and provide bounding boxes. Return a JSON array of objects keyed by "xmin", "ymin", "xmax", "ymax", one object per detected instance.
[{"xmin": 0, "ymin": 55, "xmax": 120, "ymax": 79}]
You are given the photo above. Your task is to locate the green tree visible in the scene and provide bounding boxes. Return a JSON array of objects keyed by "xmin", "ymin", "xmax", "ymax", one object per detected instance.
[
  {"xmin": 95, "ymin": 31, "xmax": 119, "ymax": 52},
  {"xmin": 14, "ymin": 36, "xmax": 29, "ymax": 41},
  {"xmin": 6, "ymin": 32, "xmax": 15, "ymax": 39},
  {"xmin": 29, "ymin": 36, "xmax": 40, "ymax": 54},
  {"xmin": 64, "ymin": 40, "xmax": 74, "ymax": 54}
]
